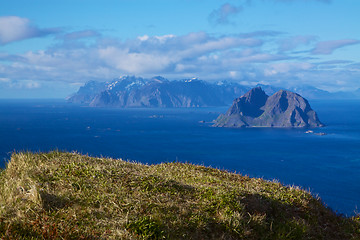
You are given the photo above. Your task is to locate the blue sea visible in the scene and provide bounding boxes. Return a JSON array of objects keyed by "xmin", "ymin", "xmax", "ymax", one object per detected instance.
[{"xmin": 0, "ymin": 99, "xmax": 359, "ymax": 216}]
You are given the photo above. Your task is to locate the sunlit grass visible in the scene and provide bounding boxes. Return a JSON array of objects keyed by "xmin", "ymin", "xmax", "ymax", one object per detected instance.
[{"xmin": 0, "ymin": 151, "xmax": 359, "ymax": 239}]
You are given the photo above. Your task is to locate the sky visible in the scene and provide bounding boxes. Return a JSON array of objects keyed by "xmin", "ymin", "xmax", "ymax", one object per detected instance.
[{"xmin": 0, "ymin": 0, "xmax": 359, "ymax": 98}]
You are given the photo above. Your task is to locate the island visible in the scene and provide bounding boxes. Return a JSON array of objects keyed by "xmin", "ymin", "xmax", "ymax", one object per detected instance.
[{"xmin": 213, "ymin": 87, "xmax": 324, "ymax": 128}]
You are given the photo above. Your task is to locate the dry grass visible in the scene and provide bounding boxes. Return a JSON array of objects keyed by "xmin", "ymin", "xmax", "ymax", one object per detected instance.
[{"xmin": 0, "ymin": 151, "xmax": 359, "ymax": 239}]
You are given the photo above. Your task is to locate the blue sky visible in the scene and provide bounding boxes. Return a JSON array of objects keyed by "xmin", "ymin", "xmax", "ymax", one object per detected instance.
[{"xmin": 0, "ymin": 0, "xmax": 359, "ymax": 98}]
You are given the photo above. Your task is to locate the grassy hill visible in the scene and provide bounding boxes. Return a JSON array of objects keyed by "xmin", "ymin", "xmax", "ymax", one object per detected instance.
[{"xmin": 0, "ymin": 151, "xmax": 359, "ymax": 239}]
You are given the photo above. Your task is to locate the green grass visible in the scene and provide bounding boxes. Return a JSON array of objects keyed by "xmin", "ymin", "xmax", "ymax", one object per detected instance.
[{"xmin": 0, "ymin": 151, "xmax": 359, "ymax": 239}]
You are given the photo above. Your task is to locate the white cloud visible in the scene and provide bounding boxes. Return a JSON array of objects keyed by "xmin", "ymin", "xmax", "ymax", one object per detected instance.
[
  {"xmin": 0, "ymin": 16, "xmax": 59, "ymax": 45},
  {"xmin": 209, "ymin": 3, "xmax": 243, "ymax": 25},
  {"xmin": 98, "ymin": 46, "xmax": 172, "ymax": 73},
  {"xmin": 63, "ymin": 30, "xmax": 100, "ymax": 41},
  {"xmin": 229, "ymin": 71, "xmax": 238, "ymax": 78},
  {"xmin": 264, "ymin": 62, "xmax": 314, "ymax": 76},
  {"xmin": 0, "ymin": 77, "xmax": 10, "ymax": 82},
  {"xmin": 138, "ymin": 35, "xmax": 149, "ymax": 41},
  {"xmin": 24, "ymin": 80, "xmax": 41, "ymax": 89},
  {"xmin": 279, "ymin": 35, "xmax": 317, "ymax": 52},
  {"xmin": 178, "ymin": 37, "xmax": 262, "ymax": 59},
  {"xmin": 312, "ymin": 39, "xmax": 360, "ymax": 55},
  {"xmin": 1, "ymin": 79, "xmax": 41, "ymax": 89},
  {"xmin": 154, "ymin": 34, "xmax": 175, "ymax": 43}
]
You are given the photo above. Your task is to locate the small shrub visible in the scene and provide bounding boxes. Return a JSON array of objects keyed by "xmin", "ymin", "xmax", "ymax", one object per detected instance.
[{"xmin": 125, "ymin": 216, "xmax": 166, "ymax": 240}]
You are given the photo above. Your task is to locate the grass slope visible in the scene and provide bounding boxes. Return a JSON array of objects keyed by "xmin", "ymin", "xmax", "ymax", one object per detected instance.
[{"xmin": 0, "ymin": 151, "xmax": 359, "ymax": 239}]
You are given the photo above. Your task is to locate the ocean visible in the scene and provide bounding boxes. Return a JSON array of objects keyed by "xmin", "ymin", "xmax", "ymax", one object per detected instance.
[{"xmin": 0, "ymin": 99, "xmax": 359, "ymax": 216}]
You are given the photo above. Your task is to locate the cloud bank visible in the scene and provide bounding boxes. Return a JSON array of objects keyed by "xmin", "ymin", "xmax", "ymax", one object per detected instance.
[
  {"xmin": 0, "ymin": 10, "xmax": 359, "ymax": 93},
  {"xmin": 0, "ymin": 31, "xmax": 271, "ymax": 82},
  {"xmin": 1, "ymin": 28, "xmax": 359, "ymax": 92}
]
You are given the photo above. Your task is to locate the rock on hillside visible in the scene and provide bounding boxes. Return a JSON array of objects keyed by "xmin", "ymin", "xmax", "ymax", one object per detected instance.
[{"xmin": 214, "ymin": 87, "xmax": 324, "ymax": 128}]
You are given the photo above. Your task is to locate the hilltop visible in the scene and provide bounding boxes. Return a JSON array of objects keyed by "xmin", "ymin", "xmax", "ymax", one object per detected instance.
[
  {"xmin": 214, "ymin": 87, "xmax": 324, "ymax": 128},
  {"xmin": 0, "ymin": 152, "xmax": 359, "ymax": 239}
]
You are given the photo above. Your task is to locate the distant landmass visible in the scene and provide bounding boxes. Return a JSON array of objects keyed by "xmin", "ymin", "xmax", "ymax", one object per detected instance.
[
  {"xmin": 68, "ymin": 76, "xmax": 360, "ymax": 108},
  {"xmin": 67, "ymin": 76, "xmax": 248, "ymax": 107},
  {"xmin": 213, "ymin": 87, "xmax": 324, "ymax": 128}
]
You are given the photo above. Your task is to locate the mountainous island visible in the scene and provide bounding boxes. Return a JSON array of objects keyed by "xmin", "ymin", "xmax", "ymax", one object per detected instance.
[
  {"xmin": 214, "ymin": 87, "xmax": 324, "ymax": 128},
  {"xmin": 68, "ymin": 76, "xmax": 360, "ymax": 108},
  {"xmin": 67, "ymin": 76, "xmax": 248, "ymax": 108},
  {"xmin": 1, "ymin": 151, "xmax": 359, "ymax": 239}
]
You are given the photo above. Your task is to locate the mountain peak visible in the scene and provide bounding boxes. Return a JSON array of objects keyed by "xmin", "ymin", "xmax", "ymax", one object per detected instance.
[
  {"xmin": 150, "ymin": 76, "xmax": 167, "ymax": 83},
  {"xmin": 242, "ymin": 87, "xmax": 268, "ymax": 102},
  {"xmin": 227, "ymin": 87, "xmax": 268, "ymax": 118}
]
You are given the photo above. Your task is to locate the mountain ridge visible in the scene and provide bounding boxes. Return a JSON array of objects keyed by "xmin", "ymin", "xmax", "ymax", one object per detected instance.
[{"xmin": 68, "ymin": 76, "xmax": 249, "ymax": 108}]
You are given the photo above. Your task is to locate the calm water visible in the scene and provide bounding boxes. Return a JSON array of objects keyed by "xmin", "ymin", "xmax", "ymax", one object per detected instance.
[{"xmin": 0, "ymin": 99, "xmax": 359, "ymax": 216}]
